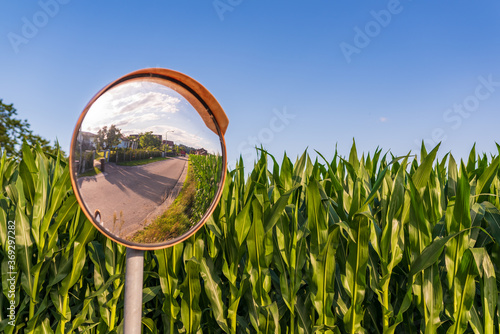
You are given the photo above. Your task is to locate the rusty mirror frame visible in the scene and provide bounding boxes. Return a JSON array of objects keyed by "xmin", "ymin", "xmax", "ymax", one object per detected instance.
[{"xmin": 69, "ymin": 68, "xmax": 228, "ymax": 250}]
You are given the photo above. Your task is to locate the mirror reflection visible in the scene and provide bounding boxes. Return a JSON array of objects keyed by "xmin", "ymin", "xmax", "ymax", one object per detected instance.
[{"xmin": 72, "ymin": 80, "xmax": 223, "ymax": 245}]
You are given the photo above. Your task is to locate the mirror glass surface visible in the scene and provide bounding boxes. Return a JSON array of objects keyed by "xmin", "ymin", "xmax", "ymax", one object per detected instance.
[{"xmin": 72, "ymin": 79, "xmax": 224, "ymax": 247}]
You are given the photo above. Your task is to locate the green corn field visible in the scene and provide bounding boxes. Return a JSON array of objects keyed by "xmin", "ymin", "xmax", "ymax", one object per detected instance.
[{"xmin": 0, "ymin": 142, "xmax": 499, "ymax": 333}]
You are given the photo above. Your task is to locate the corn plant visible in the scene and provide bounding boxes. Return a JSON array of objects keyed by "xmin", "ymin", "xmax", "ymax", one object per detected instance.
[{"xmin": 1, "ymin": 141, "xmax": 499, "ymax": 333}]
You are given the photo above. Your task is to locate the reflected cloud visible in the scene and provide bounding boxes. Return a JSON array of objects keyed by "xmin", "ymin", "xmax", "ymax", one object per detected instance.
[{"xmin": 81, "ymin": 80, "xmax": 222, "ymax": 155}]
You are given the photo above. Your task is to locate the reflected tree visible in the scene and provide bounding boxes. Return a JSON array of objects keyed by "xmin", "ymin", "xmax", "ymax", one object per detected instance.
[
  {"xmin": 139, "ymin": 131, "xmax": 161, "ymax": 149},
  {"xmin": 95, "ymin": 125, "xmax": 122, "ymax": 150}
]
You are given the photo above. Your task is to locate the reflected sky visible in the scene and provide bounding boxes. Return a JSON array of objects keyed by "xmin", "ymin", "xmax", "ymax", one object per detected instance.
[{"xmin": 81, "ymin": 81, "xmax": 221, "ymax": 155}]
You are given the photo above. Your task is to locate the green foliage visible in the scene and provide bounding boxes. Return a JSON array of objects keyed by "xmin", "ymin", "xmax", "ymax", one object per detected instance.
[{"xmin": 1, "ymin": 142, "xmax": 499, "ymax": 333}]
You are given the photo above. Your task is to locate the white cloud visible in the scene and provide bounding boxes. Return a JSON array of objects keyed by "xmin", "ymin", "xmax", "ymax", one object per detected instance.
[{"xmin": 82, "ymin": 82, "xmax": 180, "ymax": 131}]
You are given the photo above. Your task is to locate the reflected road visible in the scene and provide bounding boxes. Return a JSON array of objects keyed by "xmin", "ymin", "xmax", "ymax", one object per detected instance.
[{"xmin": 77, "ymin": 156, "xmax": 188, "ymax": 238}]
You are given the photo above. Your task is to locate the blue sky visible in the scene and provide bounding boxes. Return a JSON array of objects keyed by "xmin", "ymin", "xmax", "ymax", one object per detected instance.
[{"xmin": 1, "ymin": 1, "xmax": 500, "ymax": 169}]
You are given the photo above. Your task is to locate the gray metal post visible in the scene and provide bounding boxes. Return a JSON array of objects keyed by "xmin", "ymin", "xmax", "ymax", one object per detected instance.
[{"xmin": 124, "ymin": 248, "xmax": 144, "ymax": 334}]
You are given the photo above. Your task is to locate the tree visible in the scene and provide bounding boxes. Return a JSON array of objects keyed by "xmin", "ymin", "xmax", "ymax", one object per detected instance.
[
  {"xmin": 139, "ymin": 131, "xmax": 161, "ymax": 149},
  {"xmin": 95, "ymin": 125, "xmax": 122, "ymax": 150},
  {"xmin": 0, "ymin": 99, "xmax": 61, "ymax": 156}
]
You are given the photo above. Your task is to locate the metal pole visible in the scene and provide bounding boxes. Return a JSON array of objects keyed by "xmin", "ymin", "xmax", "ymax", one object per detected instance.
[
  {"xmin": 124, "ymin": 247, "xmax": 144, "ymax": 334},
  {"xmin": 165, "ymin": 130, "xmax": 174, "ymax": 154}
]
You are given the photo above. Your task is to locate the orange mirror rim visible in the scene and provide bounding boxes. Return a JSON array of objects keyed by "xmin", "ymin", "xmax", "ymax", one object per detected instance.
[{"xmin": 69, "ymin": 68, "xmax": 228, "ymax": 250}]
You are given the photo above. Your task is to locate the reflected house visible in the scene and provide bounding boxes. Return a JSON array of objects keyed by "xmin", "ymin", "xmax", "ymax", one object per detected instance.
[
  {"xmin": 77, "ymin": 131, "xmax": 97, "ymax": 150},
  {"xmin": 163, "ymin": 140, "xmax": 174, "ymax": 149},
  {"xmin": 117, "ymin": 135, "xmax": 138, "ymax": 150},
  {"xmin": 194, "ymin": 148, "xmax": 207, "ymax": 156}
]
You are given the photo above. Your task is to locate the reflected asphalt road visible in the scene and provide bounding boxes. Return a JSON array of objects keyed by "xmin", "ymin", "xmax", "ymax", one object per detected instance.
[{"xmin": 77, "ymin": 156, "xmax": 188, "ymax": 238}]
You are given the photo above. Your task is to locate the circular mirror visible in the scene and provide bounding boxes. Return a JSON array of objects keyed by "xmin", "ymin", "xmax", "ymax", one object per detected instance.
[{"xmin": 69, "ymin": 69, "xmax": 228, "ymax": 250}]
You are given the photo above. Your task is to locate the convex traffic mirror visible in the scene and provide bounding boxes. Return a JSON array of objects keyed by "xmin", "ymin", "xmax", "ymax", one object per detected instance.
[{"xmin": 70, "ymin": 69, "xmax": 228, "ymax": 250}]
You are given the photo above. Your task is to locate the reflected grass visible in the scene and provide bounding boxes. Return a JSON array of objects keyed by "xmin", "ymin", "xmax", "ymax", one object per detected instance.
[
  {"xmin": 77, "ymin": 166, "xmax": 102, "ymax": 178},
  {"xmin": 130, "ymin": 161, "xmax": 196, "ymax": 243}
]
